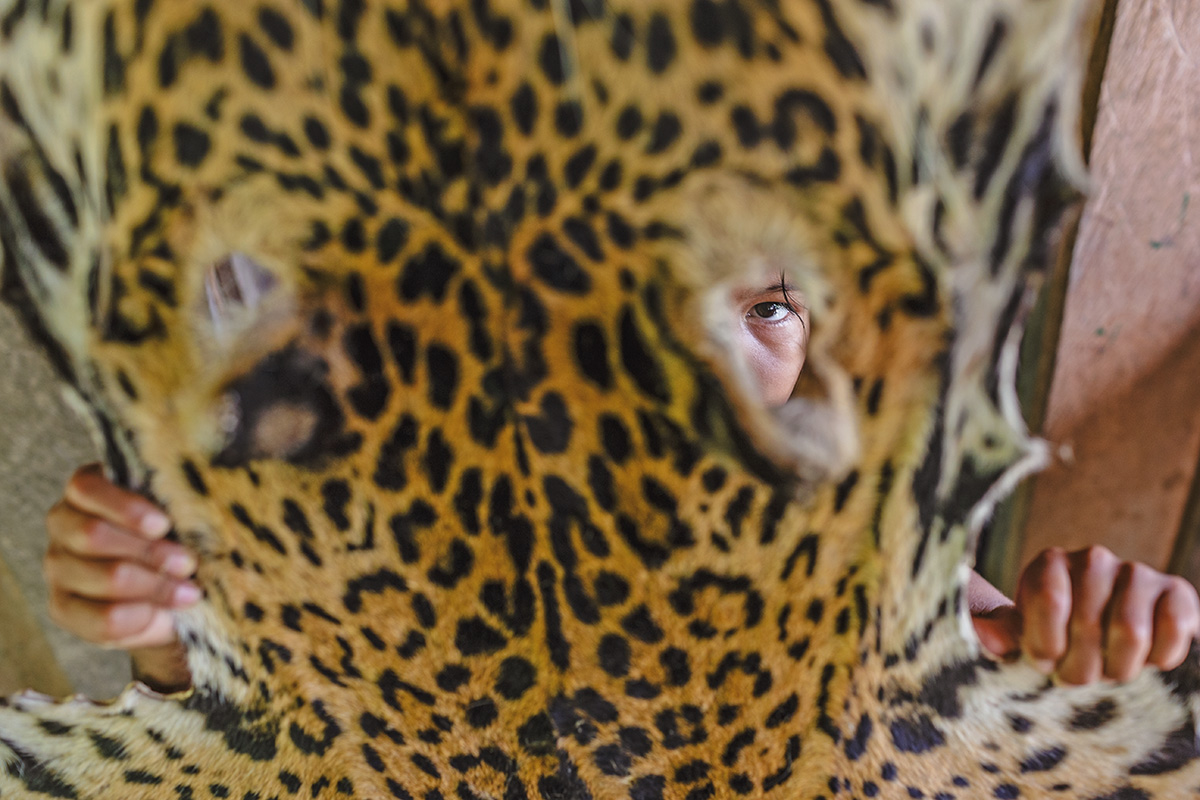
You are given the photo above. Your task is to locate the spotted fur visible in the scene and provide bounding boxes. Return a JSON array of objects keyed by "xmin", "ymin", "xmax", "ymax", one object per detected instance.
[{"xmin": 1, "ymin": 0, "xmax": 1198, "ymax": 798}]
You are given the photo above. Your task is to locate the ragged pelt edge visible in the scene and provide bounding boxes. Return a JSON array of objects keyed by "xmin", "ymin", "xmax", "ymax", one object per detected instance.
[
  {"xmin": 850, "ymin": 0, "xmax": 1099, "ymax": 640},
  {"xmin": 827, "ymin": 0, "xmax": 1200, "ymax": 795}
]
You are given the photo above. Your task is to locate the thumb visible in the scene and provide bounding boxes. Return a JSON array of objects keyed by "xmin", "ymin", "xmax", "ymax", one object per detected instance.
[{"xmin": 972, "ymin": 606, "xmax": 1022, "ymax": 659}]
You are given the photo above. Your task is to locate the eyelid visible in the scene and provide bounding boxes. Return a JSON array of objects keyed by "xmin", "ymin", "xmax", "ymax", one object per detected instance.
[
  {"xmin": 761, "ymin": 280, "xmax": 801, "ymax": 295},
  {"xmin": 745, "ymin": 300, "xmax": 796, "ymax": 325},
  {"xmin": 762, "ymin": 283, "xmax": 805, "ymax": 308}
]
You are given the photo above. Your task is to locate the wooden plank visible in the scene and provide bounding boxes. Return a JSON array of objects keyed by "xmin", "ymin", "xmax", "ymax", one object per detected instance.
[
  {"xmin": 1169, "ymin": 449, "xmax": 1200, "ymax": 585},
  {"xmin": 0, "ymin": 552, "xmax": 72, "ymax": 697},
  {"xmin": 0, "ymin": 305, "xmax": 132, "ymax": 698}
]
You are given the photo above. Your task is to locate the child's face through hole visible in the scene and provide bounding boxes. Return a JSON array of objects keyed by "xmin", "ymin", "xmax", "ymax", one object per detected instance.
[{"xmin": 729, "ymin": 272, "xmax": 810, "ymax": 408}]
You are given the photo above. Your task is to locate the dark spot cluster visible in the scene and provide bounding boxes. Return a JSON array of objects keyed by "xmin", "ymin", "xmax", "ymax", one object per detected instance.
[
  {"xmin": 157, "ymin": 7, "xmax": 223, "ymax": 90},
  {"xmin": 212, "ymin": 346, "xmax": 350, "ymax": 469}
]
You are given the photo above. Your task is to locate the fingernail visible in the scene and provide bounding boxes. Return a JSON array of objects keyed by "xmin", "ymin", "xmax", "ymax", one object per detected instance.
[
  {"xmin": 140, "ymin": 510, "xmax": 172, "ymax": 538},
  {"xmin": 172, "ymin": 583, "xmax": 202, "ymax": 606},
  {"xmin": 162, "ymin": 552, "xmax": 197, "ymax": 579},
  {"xmin": 1031, "ymin": 658, "xmax": 1056, "ymax": 675}
]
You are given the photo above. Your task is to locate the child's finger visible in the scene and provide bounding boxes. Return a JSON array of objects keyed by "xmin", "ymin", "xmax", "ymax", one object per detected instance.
[
  {"xmin": 43, "ymin": 551, "xmax": 200, "ymax": 608},
  {"xmin": 62, "ymin": 463, "xmax": 171, "ymax": 539},
  {"xmin": 1016, "ymin": 548, "xmax": 1072, "ymax": 673},
  {"xmin": 972, "ymin": 606, "xmax": 1021, "ymax": 659},
  {"xmin": 107, "ymin": 611, "xmax": 179, "ymax": 651},
  {"xmin": 1101, "ymin": 562, "xmax": 1158, "ymax": 682},
  {"xmin": 47, "ymin": 503, "xmax": 195, "ymax": 578},
  {"xmin": 1057, "ymin": 546, "xmax": 1121, "ymax": 685},
  {"xmin": 1146, "ymin": 577, "xmax": 1200, "ymax": 672},
  {"xmin": 46, "ymin": 593, "xmax": 177, "ymax": 648}
]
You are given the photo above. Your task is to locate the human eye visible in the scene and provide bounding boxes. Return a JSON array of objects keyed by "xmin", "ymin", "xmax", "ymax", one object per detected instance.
[{"xmin": 747, "ymin": 301, "xmax": 794, "ymax": 323}]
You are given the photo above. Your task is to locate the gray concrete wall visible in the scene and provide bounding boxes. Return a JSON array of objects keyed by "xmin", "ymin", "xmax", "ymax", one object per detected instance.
[{"xmin": 0, "ymin": 305, "xmax": 130, "ymax": 698}]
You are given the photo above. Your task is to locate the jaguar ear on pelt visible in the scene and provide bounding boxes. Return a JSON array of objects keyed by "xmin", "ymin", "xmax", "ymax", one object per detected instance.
[{"xmin": 3, "ymin": 0, "xmax": 1199, "ymax": 798}]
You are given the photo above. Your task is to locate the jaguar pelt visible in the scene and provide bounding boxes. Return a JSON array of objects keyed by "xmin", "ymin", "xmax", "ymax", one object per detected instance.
[{"xmin": 1, "ymin": 0, "xmax": 1198, "ymax": 798}]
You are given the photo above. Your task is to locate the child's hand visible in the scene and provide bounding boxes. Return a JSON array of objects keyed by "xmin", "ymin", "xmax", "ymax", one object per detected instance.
[
  {"xmin": 44, "ymin": 464, "xmax": 196, "ymax": 690},
  {"xmin": 973, "ymin": 546, "xmax": 1200, "ymax": 684}
]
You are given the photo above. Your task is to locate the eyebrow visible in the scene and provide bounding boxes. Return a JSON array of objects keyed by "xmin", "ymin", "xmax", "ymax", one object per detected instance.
[{"xmin": 760, "ymin": 280, "xmax": 803, "ymax": 298}]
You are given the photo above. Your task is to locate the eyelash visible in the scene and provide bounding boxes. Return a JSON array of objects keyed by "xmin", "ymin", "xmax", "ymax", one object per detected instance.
[{"xmin": 747, "ymin": 277, "xmax": 805, "ymax": 328}]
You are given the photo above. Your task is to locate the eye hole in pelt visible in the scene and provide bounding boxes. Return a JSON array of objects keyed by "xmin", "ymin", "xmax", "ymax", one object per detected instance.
[
  {"xmin": 204, "ymin": 252, "xmax": 277, "ymax": 341},
  {"xmin": 684, "ymin": 175, "xmax": 860, "ymax": 488}
]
